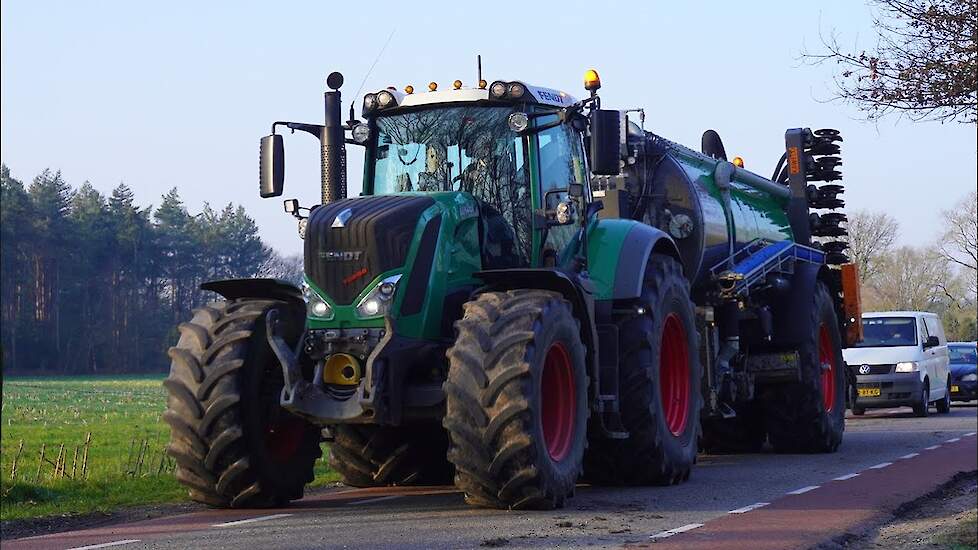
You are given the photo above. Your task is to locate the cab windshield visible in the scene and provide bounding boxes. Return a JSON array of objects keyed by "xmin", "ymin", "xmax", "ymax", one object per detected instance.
[
  {"xmin": 370, "ymin": 105, "xmax": 531, "ymax": 263},
  {"xmin": 854, "ymin": 317, "xmax": 918, "ymax": 347}
]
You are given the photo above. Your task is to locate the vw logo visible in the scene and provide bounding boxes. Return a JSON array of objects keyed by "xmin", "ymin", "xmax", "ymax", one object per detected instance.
[{"xmin": 858, "ymin": 364, "xmax": 871, "ymax": 375}]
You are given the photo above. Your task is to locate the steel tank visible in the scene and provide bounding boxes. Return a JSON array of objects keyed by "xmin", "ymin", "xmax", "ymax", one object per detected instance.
[{"xmin": 638, "ymin": 134, "xmax": 793, "ymax": 288}]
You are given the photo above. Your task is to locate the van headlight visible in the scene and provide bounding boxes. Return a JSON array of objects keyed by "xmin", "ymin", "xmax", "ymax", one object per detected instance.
[
  {"xmin": 303, "ymin": 283, "xmax": 334, "ymax": 319},
  {"xmin": 356, "ymin": 274, "xmax": 401, "ymax": 319},
  {"xmin": 895, "ymin": 361, "xmax": 918, "ymax": 373},
  {"xmin": 963, "ymin": 373, "xmax": 978, "ymax": 382}
]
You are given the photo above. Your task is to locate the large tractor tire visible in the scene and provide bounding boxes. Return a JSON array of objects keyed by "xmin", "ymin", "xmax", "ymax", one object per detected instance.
[
  {"xmin": 444, "ymin": 290, "xmax": 588, "ymax": 510},
  {"xmin": 163, "ymin": 299, "xmax": 322, "ymax": 508},
  {"xmin": 328, "ymin": 424, "xmax": 452, "ymax": 487},
  {"xmin": 761, "ymin": 283, "xmax": 846, "ymax": 453},
  {"xmin": 700, "ymin": 404, "xmax": 766, "ymax": 454},
  {"xmin": 584, "ymin": 254, "xmax": 702, "ymax": 485}
]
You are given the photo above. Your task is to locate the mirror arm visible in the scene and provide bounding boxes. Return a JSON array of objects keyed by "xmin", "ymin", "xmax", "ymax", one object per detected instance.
[{"xmin": 272, "ymin": 121, "xmax": 324, "ymax": 140}]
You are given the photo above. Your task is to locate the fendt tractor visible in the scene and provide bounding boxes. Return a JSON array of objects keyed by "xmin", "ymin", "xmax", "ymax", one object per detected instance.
[{"xmin": 163, "ymin": 66, "xmax": 863, "ymax": 510}]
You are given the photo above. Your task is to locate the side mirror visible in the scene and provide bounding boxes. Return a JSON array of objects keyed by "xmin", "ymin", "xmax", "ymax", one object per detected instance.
[
  {"xmin": 589, "ymin": 109, "xmax": 621, "ymax": 176},
  {"xmin": 924, "ymin": 335, "xmax": 940, "ymax": 348},
  {"xmin": 260, "ymin": 134, "xmax": 284, "ymax": 198}
]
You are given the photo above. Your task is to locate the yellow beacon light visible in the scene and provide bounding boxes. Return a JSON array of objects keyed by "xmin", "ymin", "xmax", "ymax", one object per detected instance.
[
  {"xmin": 428, "ymin": 81, "xmax": 438, "ymax": 91},
  {"xmin": 584, "ymin": 69, "xmax": 601, "ymax": 91},
  {"xmin": 733, "ymin": 156, "xmax": 745, "ymax": 168},
  {"xmin": 453, "ymin": 79, "xmax": 463, "ymax": 90},
  {"xmin": 404, "ymin": 85, "xmax": 414, "ymax": 94}
]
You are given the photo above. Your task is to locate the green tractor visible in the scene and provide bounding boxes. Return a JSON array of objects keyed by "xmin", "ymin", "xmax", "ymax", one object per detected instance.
[{"xmin": 163, "ymin": 68, "xmax": 862, "ymax": 510}]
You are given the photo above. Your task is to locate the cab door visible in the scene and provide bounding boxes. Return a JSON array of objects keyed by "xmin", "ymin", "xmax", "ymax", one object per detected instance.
[{"xmin": 923, "ymin": 315, "xmax": 950, "ymax": 398}]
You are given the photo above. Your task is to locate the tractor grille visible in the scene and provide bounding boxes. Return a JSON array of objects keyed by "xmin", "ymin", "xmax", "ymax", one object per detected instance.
[{"xmin": 304, "ymin": 195, "xmax": 433, "ymax": 304}]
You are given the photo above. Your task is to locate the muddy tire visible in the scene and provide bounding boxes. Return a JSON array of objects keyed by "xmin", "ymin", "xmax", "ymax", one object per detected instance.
[
  {"xmin": 328, "ymin": 424, "xmax": 452, "ymax": 487},
  {"xmin": 584, "ymin": 254, "xmax": 702, "ymax": 484},
  {"xmin": 164, "ymin": 299, "xmax": 322, "ymax": 508},
  {"xmin": 761, "ymin": 283, "xmax": 846, "ymax": 453},
  {"xmin": 444, "ymin": 290, "xmax": 588, "ymax": 510},
  {"xmin": 700, "ymin": 404, "xmax": 766, "ymax": 454}
]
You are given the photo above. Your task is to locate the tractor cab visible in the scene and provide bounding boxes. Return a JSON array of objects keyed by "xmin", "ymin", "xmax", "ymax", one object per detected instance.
[{"xmin": 357, "ymin": 80, "xmax": 590, "ymax": 269}]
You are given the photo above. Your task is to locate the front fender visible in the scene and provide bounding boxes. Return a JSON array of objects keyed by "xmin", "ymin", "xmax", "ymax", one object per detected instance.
[
  {"xmin": 200, "ymin": 278, "xmax": 304, "ymax": 308},
  {"xmin": 586, "ymin": 219, "xmax": 680, "ymax": 300}
]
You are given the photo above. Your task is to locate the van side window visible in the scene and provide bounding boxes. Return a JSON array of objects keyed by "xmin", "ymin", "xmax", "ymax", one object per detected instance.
[
  {"xmin": 923, "ymin": 317, "xmax": 944, "ymax": 344},
  {"xmin": 919, "ymin": 318, "xmax": 930, "ymax": 344}
]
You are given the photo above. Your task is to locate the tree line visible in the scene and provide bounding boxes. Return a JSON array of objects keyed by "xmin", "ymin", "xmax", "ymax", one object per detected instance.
[
  {"xmin": 0, "ymin": 164, "xmax": 300, "ymax": 374},
  {"xmin": 845, "ymin": 190, "xmax": 978, "ymax": 341}
]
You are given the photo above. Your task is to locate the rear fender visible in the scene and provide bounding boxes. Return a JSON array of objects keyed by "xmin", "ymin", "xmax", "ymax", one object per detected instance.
[{"xmin": 586, "ymin": 219, "xmax": 681, "ymax": 300}]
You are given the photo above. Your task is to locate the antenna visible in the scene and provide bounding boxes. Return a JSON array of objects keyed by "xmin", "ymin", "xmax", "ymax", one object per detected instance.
[
  {"xmin": 477, "ymin": 54, "xmax": 482, "ymax": 83},
  {"xmin": 352, "ymin": 28, "xmax": 396, "ymax": 101}
]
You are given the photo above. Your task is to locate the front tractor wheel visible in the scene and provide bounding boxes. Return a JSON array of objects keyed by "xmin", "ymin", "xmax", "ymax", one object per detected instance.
[
  {"xmin": 163, "ymin": 299, "xmax": 322, "ymax": 508},
  {"xmin": 444, "ymin": 290, "xmax": 588, "ymax": 510}
]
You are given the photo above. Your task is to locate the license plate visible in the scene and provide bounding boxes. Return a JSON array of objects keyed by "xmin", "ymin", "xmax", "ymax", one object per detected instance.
[
  {"xmin": 858, "ymin": 387, "xmax": 881, "ymax": 397},
  {"xmin": 951, "ymin": 385, "xmax": 960, "ymax": 393}
]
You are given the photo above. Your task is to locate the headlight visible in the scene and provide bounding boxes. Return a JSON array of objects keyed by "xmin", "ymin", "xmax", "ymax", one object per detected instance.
[
  {"xmin": 355, "ymin": 274, "xmax": 401, "ymax": 319},
  {"xmin": 895, "ymin": 362, "xmax": 918, "ymax": 373},
  {"xmin": 303, "ymin": 283, "xmax": 334, "ymax": 319},
  {"xmin": 507, "ymin": 112, "xmax": 529, "ymax": 132},
  {"xmin": 362, "ymin": 93, "xmax": 378, "ymax": 115},
  {"xmin": 376, "ymin": 90, "xmax": 395, "ymax": 108},
  {"xmin": 351, "ymin": 122, "xmax": 371, "ymax": 144},
  {"xmin": 963, "ymin": 373, "xmax": 978, "ymax": 382}
]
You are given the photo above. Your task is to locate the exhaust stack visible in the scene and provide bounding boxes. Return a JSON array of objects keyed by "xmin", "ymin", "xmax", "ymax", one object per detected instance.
[{"xmin": 321, "ymin": 72, "xmax": 347, "ymax": 204}]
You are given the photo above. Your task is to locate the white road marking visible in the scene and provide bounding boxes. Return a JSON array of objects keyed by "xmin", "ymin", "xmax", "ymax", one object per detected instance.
[
  {"xmin": 898, "ymin": 452, "xmax": 920, "ymax": 460},
  {"xmin": 787, "ymin": 485, "xmax": 819, "ymax": 495},
  {"xmin": 349, "ymin": 495, "xmax": 401, "ymax": 506},
  {"xmin": 212, "ymin": 513, "xmax": 293, "ymax": 527},
  {"xmin": 650, "ymin": 523, "xmax": 704, "ymax": 539},
  {"xmin": 868, "ymin": 462, "xmax": 893, "ymax": 469},
  {"xmin": 945, "ymin": 437, "xmax": 961, "ymax": 443},
  {"xmin": 833, "ymin": 473, "xmax": 860, "ymax": 481},
  {"xmin": 964, "ymin": 432, "xmax": 976, "ymax": 437},
  {"xmin": 924, "ymin": 444, "xmax": 941, "ymax": 450},
  {"xmin": 67, "ymin": 541, "xmax": 141, "ymax": 550},
  {"xmin": 728, "ymin": 502, "xmax": 769, "ymax": 514}
]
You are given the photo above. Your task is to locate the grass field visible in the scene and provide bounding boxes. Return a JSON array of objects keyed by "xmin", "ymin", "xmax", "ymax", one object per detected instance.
[{"xmin": 0, "ymin": 376, "xmax": 339, "ymax": 522}]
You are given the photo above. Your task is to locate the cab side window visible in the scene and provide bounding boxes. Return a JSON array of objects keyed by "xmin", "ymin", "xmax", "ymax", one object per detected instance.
[{"xmin": 536, "ymin": 114, "xmax": 587, "ymax": 265}]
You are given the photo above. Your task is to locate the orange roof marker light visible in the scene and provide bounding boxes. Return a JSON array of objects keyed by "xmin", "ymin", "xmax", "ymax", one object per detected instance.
[
  {"xmin": 404, "ymin": 85, "xmax": 414, "ymax": 94},
  {"xmin": 733, "ymin": 156, "xmax": 745, "ymax": 168},
  {"xmin": 428, "ymin": 82, "xmax": 438, "ymax": 91},
  {"xmin": 478, "ymin": 79, "xmax": 487, "ymax": 89},
  {"xmin": 453, "ymin": 80, "xmax": 463, "ymax": 90},
  {"xmin": 584, "ymin": 69, "xmax": 601, "ymax": 92}
]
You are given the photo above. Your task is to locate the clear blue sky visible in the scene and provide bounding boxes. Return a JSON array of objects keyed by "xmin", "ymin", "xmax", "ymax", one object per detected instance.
[{"xmin": 3, "ymin": 0, "xmax": 975, "ymax": 253}]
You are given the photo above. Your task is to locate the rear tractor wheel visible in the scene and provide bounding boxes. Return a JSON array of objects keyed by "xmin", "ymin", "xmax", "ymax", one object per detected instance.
[
  {"xmin": 163, "ymin": 299, "xmax": 322, "ymax": 508},
  {"xmin": 444, "ymin": 290, "xmax": 588, "ymax": 510},
  {"xmin": 584, "ymin": 254, "xmax": 702, "ymax": 482}
]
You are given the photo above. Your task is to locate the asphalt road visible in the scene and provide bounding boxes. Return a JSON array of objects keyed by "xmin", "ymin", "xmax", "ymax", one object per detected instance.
[{"xmin": 9, "ymin": 403, "xmax": 978, "ymax": 550}]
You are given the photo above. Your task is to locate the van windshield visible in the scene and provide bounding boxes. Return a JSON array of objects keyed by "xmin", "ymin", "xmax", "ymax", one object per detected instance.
[{"xmin": 854, "ymin": 317, "xmax": 917, "ymax": 348}]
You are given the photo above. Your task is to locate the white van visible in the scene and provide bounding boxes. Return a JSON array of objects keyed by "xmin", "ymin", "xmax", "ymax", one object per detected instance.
[{"xmin": 843, "ymin": 311, "xmax": 951, "ymax": 417}]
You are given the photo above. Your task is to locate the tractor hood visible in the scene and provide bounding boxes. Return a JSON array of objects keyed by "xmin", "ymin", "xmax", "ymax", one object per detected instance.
[{"xmin": 304, "ymin": 195, "xmax": 435, "ymax": 305}]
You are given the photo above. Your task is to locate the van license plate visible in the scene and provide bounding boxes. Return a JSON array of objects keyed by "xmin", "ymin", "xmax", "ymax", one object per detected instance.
[
  {"xmin": 858, "ymin": 388, "xmax": 881, "ymax": 397},
  {"xmin": 951, "ymin": 385, "xmax": 960, "ymax": 393}
]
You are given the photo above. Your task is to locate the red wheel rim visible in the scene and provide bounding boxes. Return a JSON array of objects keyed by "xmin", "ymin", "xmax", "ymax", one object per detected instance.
[
  {"xmin": 265, "ymin": 416, "xmax": 306, "ymax": 464},
  {"xmin": 660, "ymin": 313, "xmax": 690, "ymax": 437},
  {"xmin": 541, "ymin": 342, "xmax": 576, "ymax": 462},
  {"xmin": 819, "ymin": 323, "xmax": 836, "ymax": 412}
]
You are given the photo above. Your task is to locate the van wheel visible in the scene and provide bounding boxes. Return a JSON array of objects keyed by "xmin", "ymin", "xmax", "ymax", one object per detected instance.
[
  {"xmin": 936, "ymin": 382, "xmax": 951, "ymax": 414},
  {"xmin": 912, "ymin": 383, "xmax": 930, "ymax": 417}
]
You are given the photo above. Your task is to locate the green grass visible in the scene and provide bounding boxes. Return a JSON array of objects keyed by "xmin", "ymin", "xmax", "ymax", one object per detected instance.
[{"xmin": 1, "ymin": 376, "xmax": 339, "ymax": 522}]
